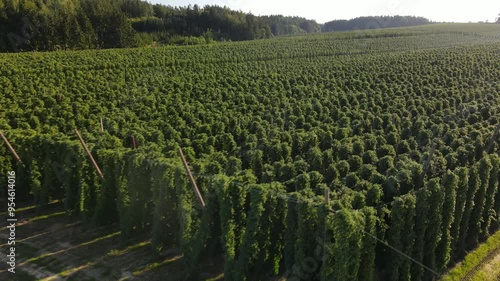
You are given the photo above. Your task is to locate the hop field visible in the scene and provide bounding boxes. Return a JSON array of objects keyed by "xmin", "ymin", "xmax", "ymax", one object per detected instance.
[{"xmin": 1, "ymin": 23, "xmax": 500, "ymax": 281}]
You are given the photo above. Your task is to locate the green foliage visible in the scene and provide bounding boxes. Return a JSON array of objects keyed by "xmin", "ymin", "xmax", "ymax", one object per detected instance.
[
  {"xmin": 319, "ymin": 211, "xmax": 335, "ymax": 281},
  {"xmin": 40, "ymin": 138, "xmax": 56, "ymax": 208},
  {"xmin": 79, "ymin": 160, "xmax": 98, "ymax": 222},
  {"xmin": 183, "ymin": 179, "xmax": 221, "ymax": 278},
  {"xmin": 388, "ymin": 194, "xmax": 416, "ymax": 281},
  {"xmin": 236, "ymin": 185, "xmax": 270, "ymax": 280},
  {"xmin": 451, "ymin": 167, "xmax": 469, "ymax": 260},
  {"xmin": 214, "ymin": 175, "xmax": 239, "ymax": 280},
  {"xmin": 466, "ymin": 156, "xmax": 492, "ymax": 249},
  {"xmin": 423, "ymin": 179, "xmax": 445, "ymax": 280},
  {"xmin": 214, "ymin": 174, "xmax": 251, "ymax": 280},
  {"xmin": 60, "ymin": 142, "xmax": 84, "ymax": 214},
  {"xmin": 292, "ymin": 197, "xmax": 321, "ymax": 281},
  {"xmin": 1, "ymin": 24, "xmax": 500, "ymax": 281},
  {"xmin": 411, "ymin": 187, "xmax": 431, "ymax": 281},
  {"xmin": 436, "ymin": 170, "xmax": 458, "ymax": 272},
  {"xmin": 493, "ymin": 159, "xmax": 500, "ymax": 232},
  {"xmin": 481, "ymin": 155, "xmax": 499, "ymax": 238},
  {"xmin": 9, "ymin": 135, "xmax": 37, "ymax": 201},
  {"xmin": 284, "ymin": 193, "xmax": 299, "ymax": 274},
  {"xmin": 358, "ymin": 207, "xmax": 377, "ymax": 281},
  {"xmin": 322, "ymin": 16, "xmax": 430, "ymax": 32},
  {"xmin": 175, "ymin": 165, "xmax": 200, "ymax": 257},
  {"xmin": 93, "ymin": 150, "xmax": 121, "ymax": 225},
  {"xmin": 151, "ymin": 160, "xmax": 180, "ymax": 255},
  {"xmin": 457, "ymin": 164, "xmax": 481, "ymax": 258},
  {"xmin": 118, "ymin": 153, "xmax": 154, "ymax": 237},
  {"xmin": 330, "ymin": 209, "xmax": 365, "ymax": 281},
  {"xmin": 0, "ymin": 0, "xmax": 320, "ymax": 52}
]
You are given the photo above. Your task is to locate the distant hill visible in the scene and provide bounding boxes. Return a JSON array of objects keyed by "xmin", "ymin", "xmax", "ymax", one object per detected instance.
[{"xmin": 321, "ymin": 16, "xmax": 432, "ymax": 32}]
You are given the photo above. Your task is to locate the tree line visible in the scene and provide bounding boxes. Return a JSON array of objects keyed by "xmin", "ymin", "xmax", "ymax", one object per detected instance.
[
  {"xmin": 322, "ymin": 16, "xmax": 431, "ymax": 32},
  {"xmin": 0, "ymin": 0, "xmax": 439, "ymax": 52},
  {"xmin": 0, "ymin": 0, "xmax": 321, "ymax": 52}
]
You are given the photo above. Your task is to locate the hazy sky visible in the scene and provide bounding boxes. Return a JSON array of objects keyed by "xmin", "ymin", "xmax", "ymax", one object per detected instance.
[{"xmin": 151, "ymin": 0, "xmax": 500, "ymax": 23}]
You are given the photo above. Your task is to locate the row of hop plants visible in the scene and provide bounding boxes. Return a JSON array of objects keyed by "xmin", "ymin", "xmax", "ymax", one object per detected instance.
[
  {"xmin": 2, "ymin": 44, "xmax": 499, "ymax": 174},
  {"xmin": 1, "ymin": 133, "xmax": 500, "ymax": 281}
]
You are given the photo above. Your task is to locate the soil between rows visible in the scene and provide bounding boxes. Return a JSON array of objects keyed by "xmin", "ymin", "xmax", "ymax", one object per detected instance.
[{"xmin": 0, "ymin": 201, "xmax": 223, "ymax": 281}]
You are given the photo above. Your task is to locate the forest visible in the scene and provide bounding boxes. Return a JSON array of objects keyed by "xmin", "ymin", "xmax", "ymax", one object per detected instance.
[
  {"xmin": 321, "ymin": 16, "xmax": 431, "ymax": 32},
  {"xmin": 0, "ymin": 0, "xmax": 436, "ymax": 52},
  {"xmin": 1, "ymin": 24, "xmax": 500, "ymax": 280},
  {"xmin": 0, "ymin": 0, "xmax": 321, "ymax": 52}
]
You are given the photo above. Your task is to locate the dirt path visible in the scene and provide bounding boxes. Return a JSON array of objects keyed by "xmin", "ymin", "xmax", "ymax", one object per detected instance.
[
  {"xmin": 0, "ymin": 233, "xmax": 60, "ymax": 280},
  {"xmin": 0, "ymin": 201, "xmax": 223, "ymax": 281}
]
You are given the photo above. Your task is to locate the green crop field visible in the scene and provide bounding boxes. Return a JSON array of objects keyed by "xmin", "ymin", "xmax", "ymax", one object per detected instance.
[{"xmin": 1, "ymin": 23, "xmax": 500, "ymax": 281}]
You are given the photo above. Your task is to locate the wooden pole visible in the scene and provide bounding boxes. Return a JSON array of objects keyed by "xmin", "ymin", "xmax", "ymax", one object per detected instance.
[
  {"xmin": 75, "ymin": 129, "xmax": 104, "ymax": 179},
  {"xmin": 100, "ymin": 117, "xmax": 104, "ymax": 133},
  {"xmin": 178, "ymin": 147, "xmax": 205, "ymax": 208},
  {"xmin": 0, "ymin": 132, "xmax": 22, "ymax": 163},
  {"xmin": 324, "ymin": 187, "xmax": 330, "ymax": 208}
]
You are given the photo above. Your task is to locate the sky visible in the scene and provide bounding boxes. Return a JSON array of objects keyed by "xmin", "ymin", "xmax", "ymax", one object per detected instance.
[{"xmin": 150, "ymin": 0, "xmax": 500, "ymax": 24}]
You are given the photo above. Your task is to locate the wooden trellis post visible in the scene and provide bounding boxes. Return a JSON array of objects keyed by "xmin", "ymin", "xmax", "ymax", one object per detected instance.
[
  {"xmin": 324, "ymin": 187, "xmax": 330, "ymax": 209},
  {"xmin": 100, "ymin": 117, "xmax": 104, "ymax": 133},
  {"xmin": 0, "ymin": 132, "xmax": 22, "ymax": 163},
  {"xmin": 75, "ymin": 129, "xmax": 104, "ymax": 179},
  {"xmin": 178, "ymin": 147, "xmax": 205, "ymax": 208},
  {"xmin": 132, "ymin": 136, "xmax": 137, "ymax": 150}
]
